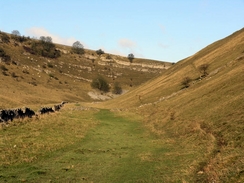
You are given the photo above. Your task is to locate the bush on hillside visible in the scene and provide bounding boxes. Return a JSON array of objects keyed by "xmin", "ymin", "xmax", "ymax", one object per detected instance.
[
  {"xmin": 0, "ymin": 48, "xmax": 6, "ymax": 57},
  {"xmin": 181, "ymin": 76, "xmax": 191, "ymax": 88},
  {"xmin": 47, "ymin": 63, "xmax": 54, "ymax": 68},
  {"xmin": 0, "ymin": 32, "xmax": 10, "ymax": 43},
  {"xmin": 0, "ymin": 48, "xmax": 11, "ymax": 62},
  {"xmin": 106, "ymin": 55, "xmax": 112, "ymax": 59},
  {"xmin": 12, "ymin": 30, "xmax": 20, "ymax": 37},
  {"xmin": 91, "ymin": 75, "xmax": 110, "ymax": 92},
  {"xmin": 72, "ymin": 41, "xmax": 84, "ymax": 55},
  {"xmin": 112, "ymin": 82, "xmax": 122, "ymax": 94},
  {"xmin": 12, "ymin": 35, "xmax": 30, "ymax": 43},
  {"xmin": 30, "ymin": 37, "xmax": 60, "ymax": 58},
  {"xmin": 0, "ymin": 65, "xmax": 8, "ymax": 71},
  {"xmin": 11, "ymin": 72, "xmax": 17, "ymax": 78},
  {"xmin": 96, "ymin": 49, "xmax": 105, "ymax": 56},
  {"xmin": 198, "ymin": 63, "xmax": 209, "ymax": 77},
  {"xmin": 11, "ymin": 30, "xmax": 30, "ymax": 43}
]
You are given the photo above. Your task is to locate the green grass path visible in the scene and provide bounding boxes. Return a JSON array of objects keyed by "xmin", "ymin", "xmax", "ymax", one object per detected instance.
[
  {"xmin": 0, "ymin": 109, "xmax": 174, "ymax": 182},
  {"xmin": 79, "ymin": 109, "xmax": 166, "ymax": 183}
]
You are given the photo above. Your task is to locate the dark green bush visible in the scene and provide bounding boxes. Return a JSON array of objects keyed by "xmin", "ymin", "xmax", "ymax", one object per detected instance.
[
  {"xmin": 91, "ymin": 75, "xmax": 110, "ymax": 92},
  {"xmin": 113, "ymin": 82, "xmax": 122, "ymax": 94},
  {"xmin": 96, "ymin": 49, "xmax": 105, "ymax": 56},
  {"xmin": 128, "ymin": 53, "xmax": 134, "ymax": 63},
  {"xmin": 30, "ymin": 40, "xmax": 60, "ymax": 58},
  {"xmin": 72, "ymin": 41, "xmax": 84, "ymax": 55},
  {"xmin": 12, "ymin": 35, "xmax": 30, "ymax": 43},
  {"xmin": 11, "ymin": 30, "xmax": 29, "ymax": 43}
]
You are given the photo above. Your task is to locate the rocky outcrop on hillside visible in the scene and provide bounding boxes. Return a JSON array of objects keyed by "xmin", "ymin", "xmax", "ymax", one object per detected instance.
[{"xmin": 95, "ymin": 55, "xmax": 169, "ymax": 73}]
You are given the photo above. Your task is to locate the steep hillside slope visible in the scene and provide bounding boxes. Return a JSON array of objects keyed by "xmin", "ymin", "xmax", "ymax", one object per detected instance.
[
  {"xmin": 0, "ymin": 32, "xmax": 170, "ymax": 108},
  {"xmin": 101, "ymin": 28, "xmax": 244, "ymax": 107},
  {"xmin": 98, "ymin": 28, "xmax": 244, "ymax": 182}
]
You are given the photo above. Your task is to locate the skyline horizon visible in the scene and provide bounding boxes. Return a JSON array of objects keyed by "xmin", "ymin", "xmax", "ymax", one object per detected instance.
[
  {"xmin": 1, "ymin": 27, "xmax": 243, "ymax": 63},
  {"xmin": 1, "ymin": 1, "xmax": 243, "ymax": 62}
]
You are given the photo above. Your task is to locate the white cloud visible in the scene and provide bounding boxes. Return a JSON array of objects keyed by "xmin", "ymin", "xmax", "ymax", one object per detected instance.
[
  {"xmin": 25, "ymin": 27, "xmax": 81, "ymax": 46},
  {"xmin": 116, "ymin": 38, "xmax": 144, "ymax": 58},
  {"xmin": 118, "ymin": 38, "xmax": 137, "ymax": 50}
]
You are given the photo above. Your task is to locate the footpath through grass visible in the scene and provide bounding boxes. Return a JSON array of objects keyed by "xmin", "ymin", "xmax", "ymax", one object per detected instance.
[
  {"xmin": 76, "ymin": 109, "xmax": 169, "ymax": 183},
  {"xmin": 0, "ymin": 109, "xmax": 187, "ymax": 182}
]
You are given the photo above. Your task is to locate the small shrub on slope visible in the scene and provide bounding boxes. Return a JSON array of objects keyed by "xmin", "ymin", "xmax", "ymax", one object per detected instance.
[{"xmin": 91, "ymin": 75, "xmax": 110, "ymax": 92}]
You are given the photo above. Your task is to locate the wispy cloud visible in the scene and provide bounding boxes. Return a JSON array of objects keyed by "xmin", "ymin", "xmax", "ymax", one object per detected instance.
[
  {"xmin": 158, "ymin": 43, "xmax": 169, "ymax": 49},
  {"xmin": 117, "ymin": 38, "xmax": 144, "ymax": 58},
  {"xmin": 118, "ymin": 38, "xmax": 137, "ymax": 51},
  {"xmin": 25, "ymin": 27, "xmax": 82, "ymax": 46}
]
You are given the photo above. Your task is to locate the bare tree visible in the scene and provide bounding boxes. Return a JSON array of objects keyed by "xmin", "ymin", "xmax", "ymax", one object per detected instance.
[
  {"xmin": 40, "ymin": 36, "xmax": 52, "ymax": 43},
  {"xmin": 45, "ymin": 36, "xmax": 52, "ymax": 43},
  {"xmin": 198, "ymin": 63, "xmax": 209, "ymax": 77},
  {"xmin": 40, "ymin": 36, "xmax": 46, "ymax": 42},
  {"xmin": 11, "ymin": 30, "xmax": 20, "ymax": 36}
]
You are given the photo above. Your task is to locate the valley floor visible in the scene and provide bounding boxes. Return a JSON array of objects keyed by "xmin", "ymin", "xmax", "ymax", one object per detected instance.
[{"xmin": 1, "ymin": 106, "xmax": 198, "ymax": 182}]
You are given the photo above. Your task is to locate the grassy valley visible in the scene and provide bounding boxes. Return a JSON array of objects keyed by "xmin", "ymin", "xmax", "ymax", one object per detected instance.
[{"xmin": 0, "ymin": 28, "xmax": 244, "ymax": 182}]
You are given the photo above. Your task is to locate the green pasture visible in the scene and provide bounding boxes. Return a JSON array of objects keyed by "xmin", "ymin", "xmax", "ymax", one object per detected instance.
[{"xmin": 0, "ymin": 108, "xmax": 196, "ymax": 182}]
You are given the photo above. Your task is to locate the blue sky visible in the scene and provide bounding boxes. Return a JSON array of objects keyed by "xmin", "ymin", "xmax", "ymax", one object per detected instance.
[{"xmin": 0, "ymin": 0, "xmax": 243, "ymax": 62}]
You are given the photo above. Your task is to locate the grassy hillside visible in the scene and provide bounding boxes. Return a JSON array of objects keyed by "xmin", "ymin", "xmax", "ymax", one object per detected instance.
[
  {"xmin": 96, "ymin": 27, "xmax": 244, "ymax": 182},
  {"xmin": 0, "ymin": 32, "xmax": 169, "ymax": 108},
  {"xmin": 100, "ymin": 28, "xmax": 244, "ymax": 108}
]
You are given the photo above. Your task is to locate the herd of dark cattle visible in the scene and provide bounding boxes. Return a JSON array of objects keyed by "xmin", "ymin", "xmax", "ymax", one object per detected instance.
[{"xmin": 0, "ymin": 101, "xmax": 67, "ymax": 123}]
